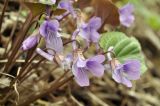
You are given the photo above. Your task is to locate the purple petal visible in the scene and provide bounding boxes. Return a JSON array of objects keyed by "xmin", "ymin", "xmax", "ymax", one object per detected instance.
[
  {"xmin": 121, "ymin": 77, "xmax": 132, "ymax": 87},
  {"xmin": 58, "ymin": 0, "xmax": 76, "ymax": 18},
  {"xmin": 123, "ymin": 60, "xmax": 141, "ymax": 80},
  {"xmin": 39, "ymin": 21, "xmax": 48, "ymax": 38},
  {"xmin": 88, "ymin": 55, "xmax": 105, "ymax": 63},
  {"xmin": 39, "ymin": 20, "xmax": 59, "ymax": 38},
  {"xmin": 90, "ymin": 30, "xmax": 100, "ymax": 43},
  {"xmin": 112, "ymin": 67, "xmax": 122, "ymax": 83},
  {"xmin": 77, "ymin": 58, "xmax": 86, "ymax": 68},
  {"xmin": 36, "ymin": 48, "xmax": 54, "ymax": 61},
  {"xmin": 112, "ymin": 67, "xmax": 132, "ymax": 87},
  {"xmin": 79, "ymin": 24, "xmax": 90, "ymax": 41},
  {"xmin": 86, "ymin": 61, "xmax": 104, "ymax": 77},
  {"xmin": 120, "ymin": 15, "xmax": 134, "ymax": 27},
  {"xmin": 46, "ymin": 31, "xmax": 63, "ymax": 54},
  {"xmin": 72, "ymin": 63, "xmax": 89, "ymax": 86},
  {"xmin": 119, "ymin": 3, "xmax": 135, "ymax": 27},
  {"xmin": 47, "ymin": 20, "xmax": 59, "ymax": 32},
  {"xmin": 119, "ymin": 3, "xmax": 134, "ymax": 14},
  {"xmin": 89, "ymin": 17, "xmax": 102, "ymax": 30},
  {"xmin": 75, "ymin": 68, "xmax": 89, "ymax": 87}
]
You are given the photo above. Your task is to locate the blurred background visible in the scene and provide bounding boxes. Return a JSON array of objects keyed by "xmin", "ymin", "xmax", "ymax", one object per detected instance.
[{"xmin": 0, "ymin": 0, "xmax": 160, "ymax": 106}]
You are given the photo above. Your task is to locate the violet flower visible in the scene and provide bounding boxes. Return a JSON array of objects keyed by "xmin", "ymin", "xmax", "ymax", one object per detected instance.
[
  {"xmin": 119, "ymin": 3, "xmax": 135, "ymax": 27},
  {"xmin": 21, "ymin": 32, "xmax": 39, "ymax": 51},
  {"xmin": 56, "ymin": 0, "xmax": 76, "ymax": 19},
  {"xmin": 112, "ymin": 59, "xmax": 141, "ymax": 87},
  {"xmin": 78, "ymin": 17, "xmax": 102, "ymax": 45},
  {"xmin": 37, "ymin": 48, "xmax": 73, "ymax": 70},
  {"xmin": 72, "ymin": 51, "xmax": 105, "ymax": 86},
  {"xmin": 39, "ymin": 20, "xmax": 63, "ymax": 54}
]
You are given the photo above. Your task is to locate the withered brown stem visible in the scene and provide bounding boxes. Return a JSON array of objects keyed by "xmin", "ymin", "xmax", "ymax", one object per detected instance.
[
  {"xmin": 3, "ymin": 13, "xmax": 34, "ymax": 73},
  {"xmin": 18, "ymin": 73, "xmax": 74, "ymax": 106},
  {"xmin": 0, "ymin": 0, "xmax": 9, "ymax": 33}
]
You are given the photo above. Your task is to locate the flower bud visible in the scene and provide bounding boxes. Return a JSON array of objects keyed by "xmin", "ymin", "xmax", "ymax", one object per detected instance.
[{"xmin": 21, "ymin": 35, "xmax": 39, "ymax": 51}]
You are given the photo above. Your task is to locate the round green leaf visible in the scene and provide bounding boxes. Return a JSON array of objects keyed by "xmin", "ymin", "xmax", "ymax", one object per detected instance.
[{"xmin": 99, "ymin": 31, "xmax": 147, "ymax": 73}]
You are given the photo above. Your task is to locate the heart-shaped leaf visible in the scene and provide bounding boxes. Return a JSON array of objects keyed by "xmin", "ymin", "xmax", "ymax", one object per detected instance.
[
  {"xmin": 92, "ymin": 0, "xmax": 120, "ymax": 26},
  {"xmin": 99, "ymin": 31, "xmax": 147, "ymax": 73},
  {"xmin": 23, "ymin": 2, "xmax": 66, "ymax": 17},
  {"xmin": 76, "ymin": 0, "xmax": 120, "ymax": 26},
  {"xmin": 52, "ymin": 8, "xmax": 67, "ymax": 15},
  {"xmin": 23, "ymin": 2, "xmax": 47, "ymax": 17}
]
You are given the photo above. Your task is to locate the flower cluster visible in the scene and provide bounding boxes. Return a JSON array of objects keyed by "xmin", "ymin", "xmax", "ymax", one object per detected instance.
[{"xmin": 21, "ymin": 1, "xmax": 141, "ymax": 87}]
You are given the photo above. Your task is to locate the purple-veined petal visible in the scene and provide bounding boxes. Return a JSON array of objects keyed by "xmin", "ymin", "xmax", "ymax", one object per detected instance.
[
  {"xmin": 72, "ymin": 62, "xmax": 78, "ymax": 76},
  {"xmin": 90, "ymin": 30, "xmax": 100, "ymax": 43},
  {"xmin": 89, "ymin": 17, "xmax": 102, "ymax": 30},
  {"xmin": 123, "ymin": 60, "xmax": 141, "ymax": 80},
  {"xmin": 46, "ymin": 20, "xmax": 59, "ymax": 32},
  {"xmin": 86, "ymin": 61, "xmax": 104, "ymax": 77},
  {"xmin": 88, "ymin": 55, "xmax": 105, "ymax": 63},
  {"xmin": 121, "ymin": 77, "xmax": 132, "ymax": 87},
  {"xmin": 77, "ymin": 58, "xmax": 86, "ymax": 68},
  {"xmin": 74, "ymin": 68, "xmax": 89, "ymax": 87},
  {"xmin": 39, "ymin": 20, "xmax": 60, "ymax": 38},
  {"xmin": 112, "ymin": 68, "xmax": 132, "ymax": 87},
  {"xmin": 72, "ymin": 60, "xmax": 89, "ymax": 86},
  {"xmin": 39, "ymin": 21, "xmax": 48, "ymax": 38},
  {"xmin": 46, "ymin": 31, "xmax": 63, "ymax": 54},
  {"xmin": 78, "ymin": 24, "xmax": 90, "ymax": 41},
  {"xmin": 36, "ymin": 48, "xmax": 54, "ymax": 61},
  {"xmin": 112, "ymin": 65, "xmax": 123, "ymax": 83}
]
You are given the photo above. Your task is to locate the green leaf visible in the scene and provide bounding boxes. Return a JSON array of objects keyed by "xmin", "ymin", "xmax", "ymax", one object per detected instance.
[
  {"xmin": 99, "ymin": 32, "xmax": 126, "ymax": 51},
  {"xmin": 99, "ymin": 31, "xmax": 147, "ymax": 73}
]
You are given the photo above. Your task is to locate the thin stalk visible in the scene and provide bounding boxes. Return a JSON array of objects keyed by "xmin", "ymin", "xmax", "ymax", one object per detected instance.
[
  {"xmin": 0, "ymin": 0, "xmax": 9, "ymax": 33},
  {"xmin": 19, "ymin": 58, "xmax": 45, "ymax": 83},
  {"xmin": 3, "ymin": 6, "xmax": 21, "ymax": 57},
  {"xmin": 35, "ymin": 65, "xmax": 58, "ymax": 82},
  {"xmin": 3, "ymin": 13, "xmax": 34, "ymax": 73},
  {"xmin": 12, "ymin": 53, "xmax": 39, "ymax": 82}
]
